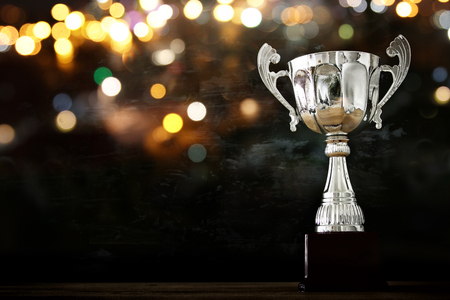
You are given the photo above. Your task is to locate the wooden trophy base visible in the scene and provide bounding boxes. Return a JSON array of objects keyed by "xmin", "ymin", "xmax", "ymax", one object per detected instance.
[{"xmin": 298, "ymin": 232, "xmax": 387, "ymax": 292}]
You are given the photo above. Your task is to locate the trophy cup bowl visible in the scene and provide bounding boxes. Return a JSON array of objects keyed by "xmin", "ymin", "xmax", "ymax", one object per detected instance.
[{"xmin": 257, "ymin": 35, "xmax": 411, "ymax": 233}]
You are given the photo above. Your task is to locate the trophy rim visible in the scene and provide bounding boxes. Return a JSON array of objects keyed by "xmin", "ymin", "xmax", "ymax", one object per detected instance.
[{"xmin": 288, "ymin": 50, "xmax": 380, "ymax": 64}]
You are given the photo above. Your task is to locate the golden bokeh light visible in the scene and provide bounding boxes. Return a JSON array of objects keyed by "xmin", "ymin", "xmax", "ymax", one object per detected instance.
[
  {"xmin": 187, "ymin": 102, "xmax": 207, "ymax": 121},
  {"xmin": 240, "ymin": 98, "xmax": 259, "ymax": 117},
  {"xmin": 152, "ymin": 49, "xmax": 176, "ymax": 66},
  {"xmin": 435, "ymin": 86, "xmax": 450, "ymax": 104},
  {"xmin": 98, "ymin": 0, "xmax": 113, "ymax": 10},
  {"xmin": 382, "ymin": 0, "xmax": 396, "ymax": 5},
  {"xmin": 134, "ymin": 22, "xmax": 153, "ymax": 41},
  {"xmin": 15, "ymin": 36, "xmax": 35, "ymax": 56},
  {"xmin": 101, "ymin": 77, "xmax": 122, "ymax": 96},
  {"xmin": 33, "ymin": 21, "xmax": 51, "ymax": 39},
  {"xmin": 184, "ymin": 0, "xmax": 203, "ymax": 20},
  {"xmin": 110, "ymin": 21, "xmax": 130, "ymax": 42},
  {"xmin": 54, "ymin": 38, "xmax": 73, "ymax": 56},
  {"xmin": 241, "ymin": 7, "xmax": 262, "ymax": 28},
  {"xmin": 152, "ymin": 126, "xmax": 170, "ymax": 142},
  {"xmin": 247, "ymin": 0, "xmax": 265, "ymax": 8},
  {"xmin": 56, "ymin": 110, "xmax": 77, "ymax": 132},
  {"xmin": 147, "ymin": 11, "xmax": 167, "ymax": 28},
  {"xmin": 1, "ymin": 26, "xmax": 18, "ymax": 45},
  {"xmin": 110, "ymin": 33, "xmax": 132, "ymax": 53},
  {"xmin": 52, "ymin": 22, "xmax": 71, "ymax": 40},
  {"xmin": 19, "ymin": 23, "xmax": 34, "ymax": 38},
  {"xmin": 163, "ymin": 113, "xmax": 183, "ymax": 133},
  {"xmin": 213, "ymin": 5, "xmax": 234, "ymax": 22},
  {"xmin": 158, "ymin": 5, "xmax": 174, "ymax": 20},
  {"xmin": 140, "ymin": 0, "xmax": 159, "ymax": 11},
  {"xmin": 218, "ymin": 0, "xmax": 234, "ymax": 4},
  {"xmin": 0, "ymin": 33, "xmax": 9, "ymax": 52},
  {"xmin": 51, "ymin": 4, "xmax": 70, "ymax": 21},
  {"xmin": 396, "ymin": 2, "xmax": 412, "ymax": 18},
  {"xmin": 109, "ymin": 3, "xmax": 125, "ymax": 18},
  {"xmin": 0, "ymin": 124, "xmax": 15, "ymax": 144},
  {"xmin": 86, "ymin": 21, "xmax": 106, "ymax": 42},
  {"xmin": 150, "ymin": 83, "xmax": 166, "ymax": 99},
  {"xmin": 65, "ymin": 11, "xmax": 85, "ymax": 30},
  {"xmin": 101, "ymin": 16, "xmax": 117, "ymax": 32}
]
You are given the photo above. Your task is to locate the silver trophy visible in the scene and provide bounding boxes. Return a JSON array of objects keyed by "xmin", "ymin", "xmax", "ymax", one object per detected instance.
[{"xmin": 257, "ymin": 35, "xmax": 410, "ymax": 232}]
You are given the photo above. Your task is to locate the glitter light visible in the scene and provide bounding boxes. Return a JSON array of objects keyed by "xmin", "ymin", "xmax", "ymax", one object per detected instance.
[
  {"xmin": 33, "ymin": 21, "xmax": 51, "ymax": 39},
  {"xmin": 109, "ymin": 21, "xmax": 130, "ymax": 42},
  {"xmin": 15, "ymin": 36, "xmax": 35, "ymax": 56},
  {"xmin": 140, "ymin": 0, "xmax": 159, "ymax": 11},
  {"xmin": 339, "ymin": 24, "xmax": 354, "ymax": 39},
  {"xmin": 187, "ymin": 102, "xmax": 207, "ymax": 121},
  {"xmin": 163, "ymin": 113, "xmax": 183, "ymax": 133},
  {"xmin": 52, "ymin": 22, "xmax": 71, "ymax": 40},
  {"xmin": 213, "ymin": 5, "xmax": 234, "ymax": 22},
  {"xmin": 396, "ymin": 2, "xmax": 412, "ymax": 18},
  {"xmin": 51, "ymin": 4, "xmax": 70, "ymax": 21},
  {"xmin": 150, "ymin": 83, "xmax": 166, "ymax": 99},
  {"xmin": 188, "ymin": 144, "xmax": 207, "ymax": 162},
  {"xmin": 110, "ymin": 3, "xmax": 125, "ymax": 18},
  {"xmin": 102, "ymin": 77, "xmax": 122, "ymax": 96},
  {"xmin": 65, "ymin": 11, "xmax": 85, "ymax": 30},
  {"xmin": 241, "ymin": 8, "xmax": 262, "ymax": 28},
  {"xmin": 0, "ymin": 124, "xmax": 15, "ymax": 144},
  {"xmin": 54, "ymin": 38, "xmax": 73, "ymax": 56},
  {"xmin": 56, "ymin": 110, "xmax": 77, "ymax": 132},
  {"xmin": 184, "ymin": 0, "xmax": 203, "ymax": 20},
  {"xmin": 240, "ymin": 98, "xmax": 259, "ymax": 117},
  {"xmin": 435, "ymin": 86, "xmax": 450, "ymax": 104}
]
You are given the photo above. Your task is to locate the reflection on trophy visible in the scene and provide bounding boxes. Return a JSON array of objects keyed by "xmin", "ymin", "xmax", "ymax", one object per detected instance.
[
  {"xmin": 258, "ymin": 35, "xmax": 410, "ymax": 233},
  {"xmin": 257, "ymin": 35, "xmax": 411, "ymax": 291}
]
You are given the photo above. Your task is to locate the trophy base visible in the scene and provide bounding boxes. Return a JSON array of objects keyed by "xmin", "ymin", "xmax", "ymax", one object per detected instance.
[{"xmin": 298, "ymin": 232, "xmax": 387, "ymax": 292}]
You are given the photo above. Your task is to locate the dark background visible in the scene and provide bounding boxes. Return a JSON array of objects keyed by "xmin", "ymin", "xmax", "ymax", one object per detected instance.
[{"xmin": 1, "ymin": 0, "xmax": 450, "ymax": 282}]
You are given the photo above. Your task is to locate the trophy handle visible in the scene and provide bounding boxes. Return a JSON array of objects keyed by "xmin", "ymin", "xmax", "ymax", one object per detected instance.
[
  {"xmin": 373, "ymin": 35, "xmax": 411, "ymax": 129},
  {"xmin": 257, "ymin": 43, "xmax": 301, "ymax": 132}
]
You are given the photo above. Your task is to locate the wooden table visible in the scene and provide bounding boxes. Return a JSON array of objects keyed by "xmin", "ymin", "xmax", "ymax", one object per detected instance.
[{"xmin": 1, "ymin": 282, "xmax": 449, "ymax": 299}]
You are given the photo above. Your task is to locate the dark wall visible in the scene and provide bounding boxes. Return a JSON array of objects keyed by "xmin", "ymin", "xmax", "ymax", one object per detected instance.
[{"xmin": 1, "ymin": 0, "xmax": 450, "ymax": 282}]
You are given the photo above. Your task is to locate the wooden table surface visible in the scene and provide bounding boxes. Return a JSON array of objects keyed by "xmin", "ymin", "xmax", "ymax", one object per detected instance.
[{"xmin": 0, "ymin": 282, "xmax": 449, "ymax": 299}]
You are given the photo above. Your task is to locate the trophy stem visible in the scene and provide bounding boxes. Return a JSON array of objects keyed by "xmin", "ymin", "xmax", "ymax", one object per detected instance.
[{"xmin": 315, "ymin": 134, "xmax": 364, "ymax": 232}]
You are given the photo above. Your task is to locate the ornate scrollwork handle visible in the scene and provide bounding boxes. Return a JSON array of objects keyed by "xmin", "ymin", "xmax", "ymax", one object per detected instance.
[
  {"xmin": 257, "ymin": 43, "xmax": 300, "ymax": 132},
  {"xmin": 373, "ymin": 35, "xmax": 411, "ymax": 129}
]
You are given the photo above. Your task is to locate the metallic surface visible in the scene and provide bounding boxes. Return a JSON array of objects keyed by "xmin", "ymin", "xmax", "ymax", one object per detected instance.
[{"xmin": 257, "ymin": 35, "xmax": 411, "ymax": 232}]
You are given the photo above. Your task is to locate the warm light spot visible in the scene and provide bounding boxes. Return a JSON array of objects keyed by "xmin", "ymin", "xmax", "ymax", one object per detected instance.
[
  {"xmin": 170, "ymin": 39, "xmax": 185, "ymax": 54},
  {"xmin": 51, "ymin": 4, "xmax": 70, "ymax": 21},
  {"xmin": 54, "ymin": 38, "xmax": 73, "ymax": 56},
  {"xmin": 101, "ymin": 16, "xmax": 117, "ymax": 33},
  {"xmin": 163, "ymin": 113, "xmax": 183, "ymax": 133},
  {"xmin": 347, "ymin": 0, "xmax": 362, "ymax": 7},
  {"xmin": 134, "ymin": 22, "xmax": 149, "ymax": 37},
  {"xmin": 339, "ymin": 24, "xmax": 354, "ymax": 39},
  {"xmin": 218, "ymin": 0, "xmax": 234, "ymax": 4},
  {"xmin": 396, "ymin": 2, "xmax": 412, "ymax": 18},
  {"xmin": 150, "ymin": 83, "xmax": 166, "ymax": 99},
  {"xmin": 0, "ymin": 33, "xmax": 9, "ymax": 52},
  {"xmin": 152, "ymin": 49, "xmax": 176, "ymax": 66},
  {"xmin": 158, "ymin": 5, "xmax": 174, "ymax": 20},
  {"xmin": 98, "ymin": 0, "xmax": 113, "ymax": 10},
  {"xmin": 213, "ymin": 5, "xmax": 234, "ymax": 22},
  {"xmin": 187, "ymin": 102, "xmax": 207, "ymax": 121},
  {"xmin": 1, "ymin": 26, "xmax": 19, "ymax": 45},
  {"xmin": 0, "ymin": 124, "xmax": 15, "ymax": 144},
  {"xmin": 110, "ymin": 21, "xmax": 130, "ymax": 42},
  {"xmin": 33, "ymin": 21, "xmax": 51, "ymax": 39},
  {"xmin": 140, "ymin": 0, "xmax": 159, "ymax": 11},
  {"xmin": 52, "ymin": 22, "xmax": 71, "ymax": 40},
  {"xmin": 188, "ymin": 144, "xmax": 207, "ymax": 162},
  {"xmin": 440, "ymin": 0, "xmax": 450, "ymax": 2},
  {"xmin": 86, "ymin": 21, "xmax": 106, "ymax": 41},
  {"xmin": 381, "ymin": 0, "xmax": 395, "ymax": 5},
  {"xmin": 53, "ymin": 93, "xmax": 72, "ymax": 111},
  {"xmin": 56, "ymin": 110, "xmax": 77, "ymax": 132},
  {"xmin": 247, "ymin": 0, "xmax": 265, "ymax": 7},
  {"xmin": 101, "ymin": 77, "xmax": 122, "ymax": 96},
  {"xmin": 15, "ymin": 36, "xmax": 35, "ymax": 56},
  {"xmin": 184, "ymin": 0, "xmax": 203, "ymax": 20},
  {"xmin": 408, "ymin": 2, "xmax": 418, "ymax": 17},
  {"xmin": 435, "ymin": 86, "xmax": 450, "ymax": 104},
  {"xmin": 241, "ymin": 7, "xmax": 262, "ymax": 28},
  {"xmin": 19, "ymin": 24, "xmax": 34, "ymax": 38},
  {"xmin": 30, "ymin": 38, "xmax": 41, "ymax": 56},
  {"xmin": 94, "ymin": 67, "xmax": 113, "ymax": 85},
  {"xmin": 147, "ymin": 11, "xmax": 167, "ymax": 28},
  {"xmin": 65, "ymin": 11, "xmax": 85, "ymax": 30},
  {"xmin": 110, "ymin": 2, "xmax": 125, "ymax": 18},
  {"xmin": 240, "ymin": 98, "xmax": 259, "ymax": 116},
  {"xmin": 153, "ymin": 126, "xmax": 170, "ymax": 142},
  {"xmin": 110, "ymin": 34, "xmax": 132, "ymax": 53}
]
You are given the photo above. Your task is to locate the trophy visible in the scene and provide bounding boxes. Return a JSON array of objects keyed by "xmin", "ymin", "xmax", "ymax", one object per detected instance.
[{"xmin": 257, "ymin": 35, "xmax": 411, "ymax": 291}]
